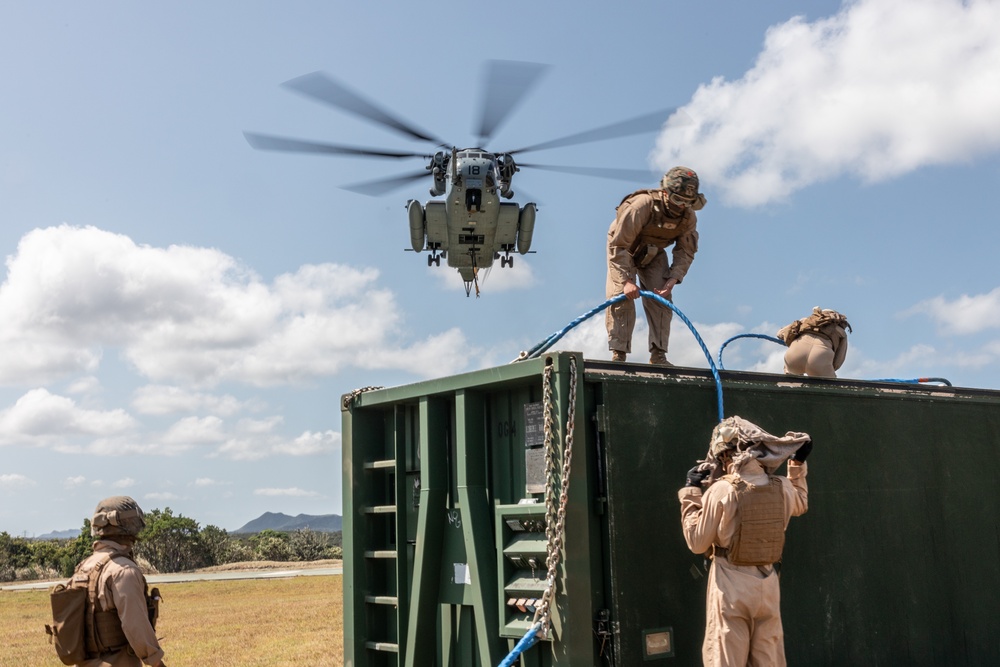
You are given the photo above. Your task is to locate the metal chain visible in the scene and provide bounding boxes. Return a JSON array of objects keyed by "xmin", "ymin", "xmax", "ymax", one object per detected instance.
[
  {"xmin": 341, "ymin": 385, "xmax": 384, "ymax": 410},
  {"xmin": 532, "ymin": 356, "xmax": 578, "ymax": 639}
]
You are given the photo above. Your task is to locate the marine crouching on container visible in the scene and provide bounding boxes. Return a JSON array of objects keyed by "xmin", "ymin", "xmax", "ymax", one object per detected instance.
[{"xmin": 777, "ymin": 307, "xmax": 852, "ymax": 378}]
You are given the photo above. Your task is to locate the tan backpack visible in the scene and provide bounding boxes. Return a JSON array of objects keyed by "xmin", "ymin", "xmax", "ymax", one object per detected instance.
[{"xmin": 45, "ymin": 553, "xmax": 112, "ymax": 665}]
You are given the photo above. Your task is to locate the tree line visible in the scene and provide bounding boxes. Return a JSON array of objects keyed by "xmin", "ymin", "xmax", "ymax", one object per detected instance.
[{"xmin": 0, "ymin": 507, "xmax": 342, "ymax": 582}]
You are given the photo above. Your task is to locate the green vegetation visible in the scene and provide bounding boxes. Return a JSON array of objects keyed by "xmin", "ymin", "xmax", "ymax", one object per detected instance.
[{"xmin": 0, "ymin": 508, "xmax": 343, "ymax": 582}]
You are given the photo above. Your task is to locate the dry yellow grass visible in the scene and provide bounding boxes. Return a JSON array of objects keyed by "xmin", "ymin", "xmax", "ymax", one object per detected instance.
[{"xmin": 0, "ymin": 574, "xmax": 343, "ymax": 666}]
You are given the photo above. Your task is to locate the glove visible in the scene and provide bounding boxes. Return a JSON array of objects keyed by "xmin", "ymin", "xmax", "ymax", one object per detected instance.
[
  {"xmin": 792, "ymin": 440, "xmax": 813, "ymax": 463},
  {"xmin": 685, "ymin": 465, "xmax": 709, "ymax": 488}
]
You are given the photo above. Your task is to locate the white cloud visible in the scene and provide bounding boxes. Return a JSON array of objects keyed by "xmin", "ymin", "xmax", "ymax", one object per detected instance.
[
  {"xmin": 670, "ymin": 320, "xmax": 746, "ymax": 368},
  {"xmin": 0, "ymin": 225, "xmax": 473, "ymax": 388},
  {"xmin": 0, "ymin": 473, "xmax": 36, "ymax": 490},
  {"xmin": 843, "ymin": 343, "xmax": 941, "ymax": 379},
  {"xmin": 210, "ymin": 416, "xmax": 328, "ymax": 461},
  {"xmin": 144, "ymin": 492, "xmax": 180, "ymax": 502},
  {"xmin": 253, "ymin": 487, "xmax": 321, "ymax": 498},
  {"xmin": 66, "ymin": 376, "xmax": 101, "ymax": 395},
  {"xmin": 430, "ymin": 258, "xmax": 537, "ymax": 294},
  {"xmin": 361, "ymin": 328, "xmax": 470, "ymax": 377},
  {"xmin": 274, "ymin": 430, "xmax": 341, "ymax": 456},
  {"xmin": 239, "ymin": 416, "xmax": 284, "ymax": 435},
  {"xmin": 191, "ymin": 478, "xmax": 229, "ymax": 487},
  {"xmin": 162, "ymin": 416, "xmax": 227, "ymax": 447},
  {"xmin": 655, "ymin": 0, "xmax": 1000, "ymax": 206},
  {"xmin": 131, "ymin": 385, "xmax": 250, "ymax": 417},
  {"xmin": 0, "ymin": 388, "xmax": 136, "ymax": 447},
  {"xmin": 906, "ymin": 286, "xmax": 1000, "ymax": 335},
  {"xmin": 163, "ymin": 414, "xmax": 342, "ymax": 460},
  {"xmin": 65, "ymin": 476, "xmax": 87, "ymax": 487},
  {"xmin": 113, "ymin": 477, "xmax": 137, "ymax": 489}
]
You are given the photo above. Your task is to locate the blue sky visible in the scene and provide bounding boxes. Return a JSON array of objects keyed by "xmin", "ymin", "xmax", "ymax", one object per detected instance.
[{"xmin": 2, "ymin": 0, "xmax": 1000, "ymax": 535}]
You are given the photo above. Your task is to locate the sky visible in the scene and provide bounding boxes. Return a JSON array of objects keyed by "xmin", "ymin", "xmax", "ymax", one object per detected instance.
[{"xmin": 2, "ymin": 0, "xmax": 1000, "ymax": 535}]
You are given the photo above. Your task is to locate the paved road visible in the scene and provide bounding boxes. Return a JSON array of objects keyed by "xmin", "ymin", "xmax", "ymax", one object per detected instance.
[{"xmin": 1, "ymin": 565, "xmax": 342, "ymax": 592}]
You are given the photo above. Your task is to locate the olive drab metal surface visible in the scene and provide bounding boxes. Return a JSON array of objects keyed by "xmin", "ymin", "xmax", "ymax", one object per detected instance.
[{"xmin": 342, "ymin": 351, "xmax": 1000, "ymax": 666}]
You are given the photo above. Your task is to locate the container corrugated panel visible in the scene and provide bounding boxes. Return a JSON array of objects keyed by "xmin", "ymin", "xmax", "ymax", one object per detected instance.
[{"xmin": 342, "ymin": 351, "xmax": 1000, "ymax": 666}]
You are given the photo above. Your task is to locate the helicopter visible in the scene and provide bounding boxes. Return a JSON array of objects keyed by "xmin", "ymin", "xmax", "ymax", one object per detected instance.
[{"xmin": 244, "ymin": 61, "xmax": 680, "ymax": 296}]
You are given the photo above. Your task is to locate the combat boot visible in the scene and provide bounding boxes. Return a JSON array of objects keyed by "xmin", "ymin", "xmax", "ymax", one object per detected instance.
[
  {"xmin": 650, "ymin": 350, "xmax": 673, "ymax": 366},
  {"xmin": 611, "ymin": 350, "xmax": 627, "ymax": 362}
]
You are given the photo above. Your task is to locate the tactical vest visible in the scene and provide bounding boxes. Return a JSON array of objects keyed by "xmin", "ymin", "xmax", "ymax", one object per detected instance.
[
  {"xmin": 617, "ymin": 189, "xmax": 693, "ymax": 266},
  {"xmin": 45, "ymin": 551, "xmax": 160, "ymax": 664},
  {"xmin": 723, "ymin": 475, "xmax": 786, "ymax": 566}
]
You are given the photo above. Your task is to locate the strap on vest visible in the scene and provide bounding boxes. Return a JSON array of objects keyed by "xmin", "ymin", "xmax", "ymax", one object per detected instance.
[
  {"xmin": 618, "ymin": 189, "xmax": 685, "ymax": 259},
  {"xmin": 83, "ymin": 553, "xmax": 130, "ymax": 657}
]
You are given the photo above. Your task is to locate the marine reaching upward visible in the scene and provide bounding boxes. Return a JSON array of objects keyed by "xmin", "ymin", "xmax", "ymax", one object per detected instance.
[{"xmin": 679, "ymin": 417, "xmax": 812, "ymax": 667}]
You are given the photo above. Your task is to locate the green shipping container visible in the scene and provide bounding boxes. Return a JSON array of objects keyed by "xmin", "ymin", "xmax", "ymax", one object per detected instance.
[{"xmin": 342, "ymin": 351, "xmax": 1000, "ymax": 666}]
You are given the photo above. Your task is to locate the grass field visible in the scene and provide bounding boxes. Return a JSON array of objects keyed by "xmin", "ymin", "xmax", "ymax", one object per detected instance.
[{"xmin": 0, "ymin": 574, "xmax": 344, "ymax": 666}]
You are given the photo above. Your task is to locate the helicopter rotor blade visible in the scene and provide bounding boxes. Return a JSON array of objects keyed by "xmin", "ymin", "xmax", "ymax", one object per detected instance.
[
  {"xmin": 281, "ymin": 71, "xmax": 446, "ymax": 146},
  {"xmin": 518, "ymin": 163, "xmax": 659, "ymax": 183},
  {"xmin": 340, "ymin": 170, "xmax": 429, "ymax": 197},
  {"xmin": 508, "ymin": 109, "xmax": 691, "ymax": 155},
  {"xmin": 475, "ymin": 60, "xmax": 550, "ymax": 145},
  {"xmin": 244, "ymin": 132, "xmax": 432, "ymax": 159}
]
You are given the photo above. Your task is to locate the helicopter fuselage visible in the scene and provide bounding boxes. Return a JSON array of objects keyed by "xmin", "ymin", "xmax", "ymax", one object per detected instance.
[{"xmin": 407, "ymin": 148, "xmax": 536, "ymax": 294}]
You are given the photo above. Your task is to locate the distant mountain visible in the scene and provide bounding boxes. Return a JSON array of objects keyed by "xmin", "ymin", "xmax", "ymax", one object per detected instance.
[
  {"xmin": 233, "ymin": 512, "xmax": 342, "ymax": 534},
  {"xmin": 36, "ymin": 529, "xmax": 80, "ymax": 540}
]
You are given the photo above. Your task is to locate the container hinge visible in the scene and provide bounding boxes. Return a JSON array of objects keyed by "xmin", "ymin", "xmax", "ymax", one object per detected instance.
[
  {"xmin": 594, "ymin": 609, "xmax": 617, "ymax": 658},
  {"xmin": 594, "ymin": 405, "xmax": 607, "ymax": 433}
]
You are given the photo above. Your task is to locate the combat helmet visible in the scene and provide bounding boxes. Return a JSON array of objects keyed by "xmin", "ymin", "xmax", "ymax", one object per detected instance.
[
  {"xmin": 91, "ymin": 495, "xmax": 146, "ymax": 538},
  {"xmin": 660, "ymin": 166, "xmax": 706, "ymax": 211}
]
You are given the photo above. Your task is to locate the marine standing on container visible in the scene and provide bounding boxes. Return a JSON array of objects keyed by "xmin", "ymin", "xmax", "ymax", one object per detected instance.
[
  {"xmin": 678, "ymin": 417, "xmax": 811, "ymax": 667},
  {"xmin": 777, "ymin": 307, "xmax": 852, "ymax": 378},
  {"xmin": 606, "ymin": 166, "xmax": 705, "ymax": 365},
  {"xmin": 75, "ymin": 496, "xmax": 166, "ymax": 667}
]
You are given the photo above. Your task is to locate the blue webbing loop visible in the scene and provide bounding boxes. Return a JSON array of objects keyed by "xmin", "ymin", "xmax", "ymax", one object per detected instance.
[
  {"xmin": 497, "ymin": 622, "xmax": 541, "ymax": 667},
  {"xmin": 717, "ymin": 332, "xmax": 786, "ymax": 370},
  {"xmin": 516, "ymin": 292, "xmax": 724, "ymax": 422},
  {"xmin": 871, "ymin": 377, "xmax": 953, "ymax": 387},
  {"xmin": 717, "ymin": 334, "xmax": 951, "ymax": 386}
]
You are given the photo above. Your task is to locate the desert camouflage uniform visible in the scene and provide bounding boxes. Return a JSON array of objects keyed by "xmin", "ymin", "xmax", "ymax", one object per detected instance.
[
  {"xmin": 78, "ymin": 541, "xmax": 164, "ymax": 667},
  {"xmin": 779, "ymin": 309, "xmax": 851, "ymax": 378},
  {"xmin": 605, "ymin": 189, "xmax": 699, "ymax": 355},
  {"xmin": 679, "ymin": 458, "xmax": 808, "ymax": 666}
]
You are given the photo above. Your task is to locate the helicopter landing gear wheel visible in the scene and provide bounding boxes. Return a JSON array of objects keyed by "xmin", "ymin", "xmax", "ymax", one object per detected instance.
[
  {"xmin": 501, "ymin": 255, "xmax": 513, "ymax": 268},
  {"xmin": 428, "ymin": 254, "xmax": 441, "ymax": 267}
]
